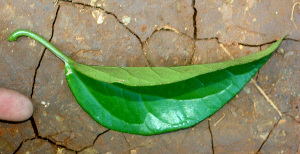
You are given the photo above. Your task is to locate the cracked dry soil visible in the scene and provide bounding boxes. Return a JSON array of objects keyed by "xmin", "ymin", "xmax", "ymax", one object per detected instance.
[{"xmin": 0, "ymin": 0, "xmax": 299, "ymax": 153}]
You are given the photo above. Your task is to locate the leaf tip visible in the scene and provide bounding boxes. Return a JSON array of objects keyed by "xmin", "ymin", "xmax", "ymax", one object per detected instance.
[{"xmin": 282, "ymin": 34, "xmax": 289, "ymax": 40}]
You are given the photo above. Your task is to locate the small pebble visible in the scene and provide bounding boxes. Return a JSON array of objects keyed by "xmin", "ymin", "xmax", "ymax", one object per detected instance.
[
  {"xmin": 277, "ymin": 48, "xmax": 285, "ymax": 55},
  {"xmin": 0, "ymin": 88, "xmax": 33, "ymax": 122}
]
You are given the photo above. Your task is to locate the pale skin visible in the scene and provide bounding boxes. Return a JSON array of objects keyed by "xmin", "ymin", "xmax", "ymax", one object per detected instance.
[{"xmin": 0, "ymin": 88, "xmax": 33, "ymax": 122}]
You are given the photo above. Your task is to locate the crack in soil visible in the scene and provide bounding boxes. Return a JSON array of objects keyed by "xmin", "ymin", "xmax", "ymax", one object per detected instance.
[
  {"xmin": 256, "ymin": 116, "xmax": 282, "ymax": 153},
  {"xmin": 238, "ymin": 40, "xmax": 278, "ymax": 47},
  {"xmin": 77, "ymin": 129, "xmax": 110, "ymax": 153},
  {"xmin": 154, "ymin": 26, "xmax": 193, "ymax": 39},
  {"xmin": 208, "ymin": 120, "xmax": 215, "ymax": 154},
  {"xmin": 188, "ymin": 0, "xmax": 197, "ymax": 65},
  {"xmin": 93, "ymin": 129, "xmax": 110, "ymax": 145},
  {"xmin": 255, "ymin": 70, "xmax": 260, "ymax": 81},
  {"xmin": 282, "ymin": 112, "xmax": 300, "ymax": 123},
  {"xmin": 192, "ymin": 0, "xmax": 197, "ymax": 39},
  {"xmin": 121, "ymin": 133, "xmax": 132, "ymax": 152},
  {"xmin": 29, "ymin": 116, "xmax": 39, "ymax": 138},
  {"xmin": 236, "ymin": 38, "xmax": 299, "ymax": 47},
  {"xmin": 15, "ymin": 129, "xmax": 111, "ymax": 153},
  {"xmin": 196, "ymin": 37, "xmax": 289, "ymax": 48},
  {"xmin": 60, "ymin": 0, "xmax": 205, "ymax": 67},
  {"xmin": 196, "ymin": 37, "xmax": 220, "ymax": 41},
  {"xmin": 13, "ymin": 136, "xmax": 76, "ymax": 153},
  {"xmin": 28, "ymin": 4, "xmax": 60, "ymax": 140},
  {"xmin": 40, "ymin": 136, "xmax": 76, "ymax": 152},
  {"xmin": 60, "ymin": 0, "xmax": 152, "ymax": 66},
  {"xmin": 197, "ymin": 37, "xmax": 300, "ymax": 49},
  {"xmin": 142, "ymin": 28, "xmax": 194, "ymax": 67},
  {"xmin": 285, "ymin": 38, "xmax": 300, "ymax": 42},
  {"xmin": 13, "ymin": 137, "xmax": 36, "ymax": 154},
  {"xmin": 30, "ymin": 4, "xmax": 60, "ymax": 99}
]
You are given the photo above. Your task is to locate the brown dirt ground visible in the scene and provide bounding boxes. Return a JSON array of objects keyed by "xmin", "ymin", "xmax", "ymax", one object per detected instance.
[{"xmin": 0, "ymin": 0, "xmax": 299, "ymax": 153}]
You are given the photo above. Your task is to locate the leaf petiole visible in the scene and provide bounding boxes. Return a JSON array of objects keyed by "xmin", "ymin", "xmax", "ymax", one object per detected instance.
[{"xmin": 8, "ymin": 29, "xmax": 74, "ymax": 64}]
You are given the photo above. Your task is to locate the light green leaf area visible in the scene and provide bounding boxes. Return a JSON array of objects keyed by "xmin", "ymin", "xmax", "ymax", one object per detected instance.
[
  {"xmin": 65, "ymin": 37, "xmax": 284, "ymax": 135},
  {"xmin": 70, "ymin": 38, "xmax": 282, "ymax": 86}
]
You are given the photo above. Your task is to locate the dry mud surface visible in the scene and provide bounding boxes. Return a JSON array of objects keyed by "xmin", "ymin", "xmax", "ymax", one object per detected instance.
[{"xmin": 0, "ymin": 0, "xmax": 299, "ymax": 153}]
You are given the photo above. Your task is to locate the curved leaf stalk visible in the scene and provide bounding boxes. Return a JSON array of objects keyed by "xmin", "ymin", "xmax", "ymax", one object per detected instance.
[{"xmin": 8, "ymin": 29, "xmax": 74, "ymax": 64}]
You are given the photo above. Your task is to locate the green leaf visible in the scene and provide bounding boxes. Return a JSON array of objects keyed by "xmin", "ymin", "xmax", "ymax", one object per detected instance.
[{"xmin": 8, "ymin": 29, "xmax": 286, "ymax": 135}]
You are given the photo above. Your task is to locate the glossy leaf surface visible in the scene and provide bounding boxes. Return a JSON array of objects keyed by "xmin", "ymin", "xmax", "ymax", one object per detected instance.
[
  {"xmin": 8, "ymin": 29, "xmax": 285, "ymax": 135},
  {"xmin": 65, "ymin": 38, "xmax": 284, "ymax": 135}
]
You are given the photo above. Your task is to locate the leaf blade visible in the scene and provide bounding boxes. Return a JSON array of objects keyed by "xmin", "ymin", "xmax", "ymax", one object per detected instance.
[{"xmin": 65, "ymin": 48, "xmax": 275, "ymax": 135}]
